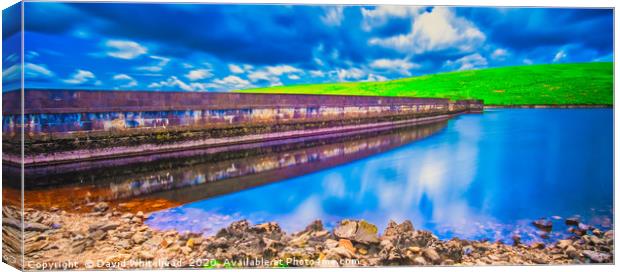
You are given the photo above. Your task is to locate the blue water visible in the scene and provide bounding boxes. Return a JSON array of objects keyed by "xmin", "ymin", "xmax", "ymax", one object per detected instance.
[{"xmin": 147, "ymin": 109, "xmax": 613, "ymax": 244}]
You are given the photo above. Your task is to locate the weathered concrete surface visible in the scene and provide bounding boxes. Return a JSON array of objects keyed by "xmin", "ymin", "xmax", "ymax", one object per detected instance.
[{"xmin": 2, "ymin": 89, "xmax": 483, "ymax": 165}]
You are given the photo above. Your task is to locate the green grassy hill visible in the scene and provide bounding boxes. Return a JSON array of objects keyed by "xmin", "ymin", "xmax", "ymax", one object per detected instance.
[{"xmin": 237, "ymin": 62, "xmax": 613, "ymax": 105}]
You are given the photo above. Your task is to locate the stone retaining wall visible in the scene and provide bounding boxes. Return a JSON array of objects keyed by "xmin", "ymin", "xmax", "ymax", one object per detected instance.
[{"xmin": 2, "ymin": 89, "xmax": 483, "ymax": 165}]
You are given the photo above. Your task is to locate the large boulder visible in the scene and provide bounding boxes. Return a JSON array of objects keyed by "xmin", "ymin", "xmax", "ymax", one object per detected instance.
[{"xmin": 334, "ymin": 220, "xmax": 379, "ymax": 244}]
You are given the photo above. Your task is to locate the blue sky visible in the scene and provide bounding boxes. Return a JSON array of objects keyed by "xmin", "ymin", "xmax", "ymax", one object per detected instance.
[{"xmin": 2, "ymin": 3, "xmax": 614, "ymax": 92}]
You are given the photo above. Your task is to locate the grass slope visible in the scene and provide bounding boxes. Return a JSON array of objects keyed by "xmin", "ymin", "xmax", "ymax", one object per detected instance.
[{"xmin": 237, "ymin": 62, "xmax": 613, "ymax": 105}]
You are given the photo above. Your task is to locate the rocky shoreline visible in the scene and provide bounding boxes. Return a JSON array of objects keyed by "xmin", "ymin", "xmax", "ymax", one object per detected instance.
[{"xmin": 2, "ymin": 203, "xmax": 614, "ymax": 269}]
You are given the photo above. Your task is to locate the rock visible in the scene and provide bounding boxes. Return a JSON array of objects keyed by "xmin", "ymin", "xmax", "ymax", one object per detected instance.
[
  {"xmin": 358, "ymin": 247, "xmax": 368, "ymax": 255},
  {"xmin": 131, "ymin": 217, "xmax": 142, "ymax": 224},
  {"xmin": 604, "ymin": 230, "xmax": 613, "ymax": 239},
  {"xmin": 383, "ymin": 220, "xmax": 414, "ymax": 238},
  {"xmin": 304, "ymin": 220, "xmax": 324, "ymax": 233},
  {"xmin": 408, "ymin": 246, "xmax": 421, "ymax": 254},
  {"xmin": 422, "ymin": 248, "xmax": 441, "ymax": 264},
  {"xmin": 105, "ymin": 254, "xmax": 131, "ymax": 263},
  {"xmin": 223, "ymin": 220, "xmax": 250, "ymax": 237},
  {"xmin": 565, "ymin": 217, "xmax": 580, "ymax": 226},
  {"xmin": 565, "ymin": 246, "xmax": 578, "ymax": 258},
  {"xmin": 136, "ymin": 211, "xmax": 144, "ymax": 218},
  {"xmin": 462, "ymin": 245, "xmax": 474, "ymax": 255},
  {"xmin": 383, "ymin": 220, "xmax": 399, "ymax": 237},
  {"xmin": 334, "ymin": 220, "xmax": 357, "ymax": 239},
  {"xmin": 70, "ymin": 240, "xmax": 87, "ymax": 254},
  {"xmin": 252, "ymin": 222, "xmax": 281, "ymax": 234},
  {"xmin": 289, "ymin": 233, "xmax": 310, "ymax": 247},
  {"xmin": 186, "ymin": 238, "xmax": 195, "ymax": 248},
  {"xmin": 582, "ymin": 250, "xmax": 611, "ymax": 263},
  {"xmin": 118, "ymin": 239, "xmax": 132, "ymax": 250},
  {"xmin": 437, "ymin": 240, "xmax": 463, "ymax": 262},
  {"xmin": 25, "ymin": 222, "xmax": 50, "ymax": 232},
  {"xmin": 2, "ymin": 217, "xmax": 20, "ymax": 229},
  {"xmin": 532, "ymin": 219, "xmax": 553, "ymax": 231},
  {"xmin": 93, "ymin": 202, "xmax": 109, "ymax": 212},
  {"xmin": 89, "ymin": 230, "xmax": 106, "ymax": 241},
  {"xmin": 338, "ymin": 239, "xmax": 356, "ymax": 254},
  {"xmin": 512, "ymin": 235, "xmax": 521, "ymax": 245},
  {"xmin": 531, "ymin": 242, "xmax": 545, "ymax": 249},
  {"xmin": 584, "ymin": 235, "xmax": 603, "ymax": 245},
  {"xmin": 398, "ymin": 220, "xmax": 414, "ymax": 233},
  {"xmin": 412, "ymin": 256, "xmax": 427, "ymax": 265},
  {"xmin": 25, "ymin": 240, "xmax": 49, "ymax": 254},
  {"xmin": 334, "ymin": 220, "xmax": 379, "ymax": 244},
  {"xmin": 100, "ymin": 222, "xmax": 120, "ymax": 231},
  {"xmin": 132, "ymin": 233, "xmax": 147, "ymax": 244},
  {"xmin": 578, "ymin": 223, "xmax": 591, "ymax": 231},
  {"xmin": 329, "ymin": 246, "xmax": 354, "ymax": 259},
  {"xmin": 569, "ymin": 227, "xmax": 587, "ymax": 236},
  {"xmin": 121, "ymin": 213, "xmax": 134, "ymax": 219},
  {"xmin": 325, "ymin": 239, "xmax": 339, "ymax": 249},
  {"xmin": 442, "ymin": 259, "xmax": 455, "ymax": 265},
  {"xmin": 138, "ymin": 251, "xmax": 154, "ymax": 260},
  {"xmin": 556, "ymin": 239, "xmax": 572, "ymax": 249},
  {"xmin": 180, "ymin": 246, "xmax": 192, "ymax": 255}
]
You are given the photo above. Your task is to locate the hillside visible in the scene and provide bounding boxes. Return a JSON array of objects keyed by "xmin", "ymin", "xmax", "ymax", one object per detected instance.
[{"xmin": 237, "ymin": 62, "xmax": 613, "ymax": 105}]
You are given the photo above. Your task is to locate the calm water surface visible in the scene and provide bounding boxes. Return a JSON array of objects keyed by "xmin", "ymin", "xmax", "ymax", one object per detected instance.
[{"xmin": 147, "ymin": 109, "xmax": 613, "ymax": 244}]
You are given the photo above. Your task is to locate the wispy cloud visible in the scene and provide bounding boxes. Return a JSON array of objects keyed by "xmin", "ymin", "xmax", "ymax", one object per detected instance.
[
  {"xmin": 63, "ymin": 69, "xmax": 99, "ymax": 85},
  {"xmin": 105, "ymin": 40, "xmax": 147, "ymax": 59},
  {"xmin": 113, "ymin": 73, "xmax": 138, "ymax": 88},
  {"xmin": 186, "ymin": 68, "xmax": 213, "ymax": 81}
]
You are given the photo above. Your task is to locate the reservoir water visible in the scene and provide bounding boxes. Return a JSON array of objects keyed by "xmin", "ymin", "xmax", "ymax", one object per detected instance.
[{"xmin": 145, "ymin": 109, "xmax": 613, "ymax": 244}]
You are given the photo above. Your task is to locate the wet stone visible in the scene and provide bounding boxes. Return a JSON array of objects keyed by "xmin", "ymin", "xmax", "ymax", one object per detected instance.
[{"xmin": 532, "ymin": 219, "xmax": 553, "ymax": 231}]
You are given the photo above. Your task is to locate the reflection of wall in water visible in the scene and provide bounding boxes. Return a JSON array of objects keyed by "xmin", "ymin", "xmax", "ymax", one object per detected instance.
[{"xmin": 57, "ymin": 122, "xmax": 446, "ymax": 202}]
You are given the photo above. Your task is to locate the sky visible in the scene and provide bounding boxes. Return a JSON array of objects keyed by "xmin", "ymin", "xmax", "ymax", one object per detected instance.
[{"xmin": 1, "ymin": 3, "xmax": 614, "ymax": 92}]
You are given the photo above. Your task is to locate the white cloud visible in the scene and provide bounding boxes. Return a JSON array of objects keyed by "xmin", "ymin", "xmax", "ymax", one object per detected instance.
[
  {"xmin": 4, "ymin": 53, "xmax": 19, "ymax": 63},
  {"xmin": 523, "ymin": 58, "xmax": 533, "ymax": 65},
  {"xmin": 337, "ymin": 67, "xmax": 366, "ymax": 81},
  {"xmin": 2, "ymin": 64, "xmax": 20, "ymax": 81},
  {"xmin": 310, "ymin": 70, "xmax": 325, "ymax": 77},
  {"xmin": 314, "ymin": 57, "xmax": 325, "ymax": 67},
  {"xmin": 105, "ymin": 40, "xmax": 147, "ymax": 59},
  {"xmin": 368, "ymin": 7, "xmax": 485, "ymax": 54},
  {"xmin": 366, "ymin": 73, "xmax": 389, "ymax": 82},
  {"xmin": 136, "ymin": 56, "xmax": 170, "ymax": 72},
  {"xmin": 491, "ymin": 48, "xmax": 509, "ymax": 61},
  {"xmin": 361, "ymin": 6, "xmax": 424, "ymax": 31},
  {"xmin": 24, "ymin": 63, "xmax": 55, "ymax": 78},
  {"xmin": 321, "ymin": 6, "xmax": 344, "ymax": 26},
  {"xmin": 149, "ymin": 76, "xmax": 196, "ymax": 91},
  {"xmin": 186, "ymin": 68, "xmax": 213, "ymax": 81},
  {"xmin": 227, "ymin": 64, "xmax": 254, "ymax": 74},
  {"xmin": 113, "ymin": 74, "xmax": 138, "ymax": 88},
  {"xmin": 248, "ymin": 65, "xmax": 303, "ymax": 86},
  {"xmin": 288, "ymin": 74, "xmax": 300, "ymax": 80},
  {"xmin": 444, "ymin": 53, "xmax": 488, "ymax": 71},
  {"xmin": 25, "ymin": 51, "xmax": 39, "ymax": 60},
  {"xmin": 265, "ymin": 65, "xmax": 302, "ymax": 76},
  {"xmin": 553, "ymin": 50, "xmax": 567, "ymax": 63},
  {"xmin": 63, "ymin": 69, "xmax": 97, "ymax": 84},
  {"xmin": 228, "ymin": 64, "xmax": 245, "ymax": 74},
  {"xmin": 370, "ymin": 58, "xmax": 420, "ymax": 76},
  {"xmin": 148, "ymin": 75, "xmax": 243, "ymax": 92},
  {"xmin": 212, "ymin": 75, "xmax": 254, "ymax": 90}
]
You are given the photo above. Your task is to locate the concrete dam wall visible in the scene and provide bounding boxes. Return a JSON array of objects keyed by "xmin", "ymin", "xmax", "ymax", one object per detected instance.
[{"xmin": 2, "ymin": 89, "xmax": 483, "ymax": 166}]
